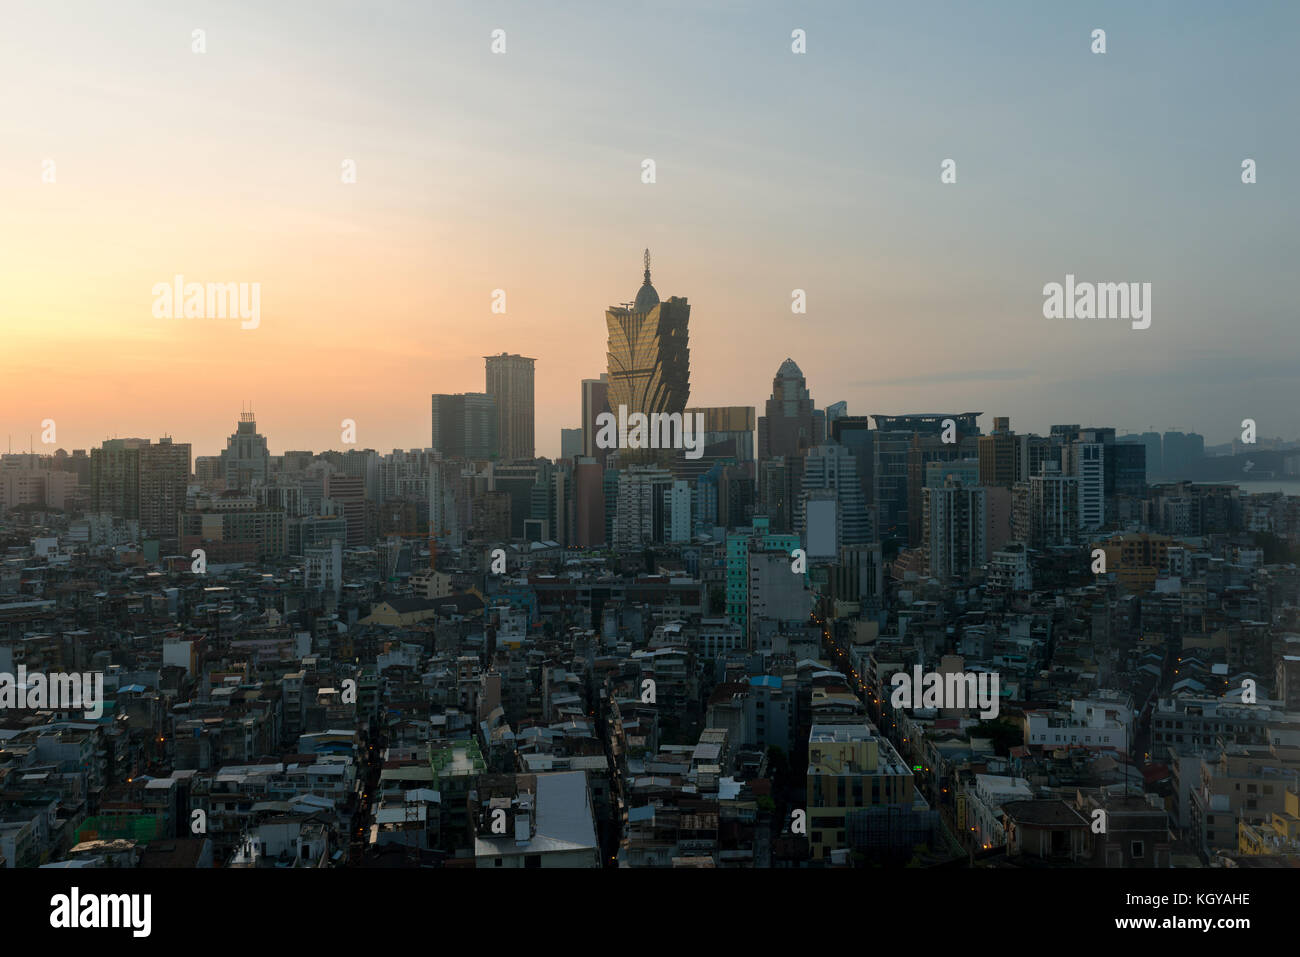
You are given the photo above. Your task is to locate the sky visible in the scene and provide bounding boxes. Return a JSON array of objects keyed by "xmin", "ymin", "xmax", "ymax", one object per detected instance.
[{"xmin": 1, "ymin": 0, "xmax": 1297, "ymax": 460}]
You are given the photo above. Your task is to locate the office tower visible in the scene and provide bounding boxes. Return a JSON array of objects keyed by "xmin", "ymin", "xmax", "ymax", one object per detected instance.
[
  {"xmin": 798, "ymin": 444, "xmax": 872, "ymax": 548},
  {"xmin": 1139, "ymin": 431, "xmax": 1163, "ymax": 476},
  {"xmin": 490, "ymin": 462, "xmax": 540, "ymax": 539},
  {"xmin": 1012, "ymin": 463, "xmax": 1079, "ymax": 547},
  {"xmin": 581, "ymin": 374, "xmax": 611, "ymax": 464},
  {"xmin": 574, "ymin": 458, "xmax": 606, "ymax": 546},
  {"xmin": 718, "ymin": 463, "xmax": 754, "ymax": 530},
  {"xmin": 978, "ymin": 416, "xmax": 1018, "ymax": 488},
  {"xmin": 527, "ymin": 459, "xmax": 557, "ymax": 542},
  {"xmin": 560, "ymin": 428, "xmax": 583, "ymax": 460},
  {"xmin": 923, "ymin": 478, "xmax": 988, "ymax": 582},
  {"xmin": 831, "ymin": 415, "xmax": 875, "ymax": 514},
  {"xmin": 694, "ymin": 464, "xmax": 722, "ymax": 534},
  {"xmin": 683, "ymin": 406, "xmax": 756, "ymax": 462},
  {"xmin": 758, "ymin": 358, "xmax": 820, "ymax": 460},
  {"xmin": 138, "ymin": 437, "xmax": 191, "ymax": 548},
  {"xmin": 870, "ymin": 413, "xmax": 980, "ymax": 546},
  {"xmin": 430, "ymin": 393, "xmax": 498, "ymax": 459},
  {"xmin": 825, "ymin": 401, "xmax": 848, "ymax": 424},
  {"xmin": 1016, "ymin": 434, "xmax": 1055, "ymax": 482},
  {"xmin": 926, "ymin": 458, "xmax": 979, "ymax": 490},
  {"xmin": 485, "ymin": 353, "xmax": 536, "ymax": 461},
  {"xmin": 220, "ymin": 411, "xmax": 270, "ymax": 491},
  {"xmin": 605, "ymin": 250, "xmax": 691, "ymax": 462},
  {"xmin": 1113, "ymin": 440, "xmax": 1147, "ymax": 498}
]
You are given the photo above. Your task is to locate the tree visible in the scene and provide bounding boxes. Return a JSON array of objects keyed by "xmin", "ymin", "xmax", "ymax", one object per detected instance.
[{"xmin": 970, "ymin": 718, "xmax": 1022, "ymax": 756}]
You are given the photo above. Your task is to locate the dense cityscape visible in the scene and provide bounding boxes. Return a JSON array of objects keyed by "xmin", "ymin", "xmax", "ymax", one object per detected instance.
[{"xmin": 3, "ymin": 255, "xmax": 1300, "ymax": 873}]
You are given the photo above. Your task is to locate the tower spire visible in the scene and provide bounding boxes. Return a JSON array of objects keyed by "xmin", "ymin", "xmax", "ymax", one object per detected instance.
[{"xmin": 643, "ymin": 248, "xmax": 651, "ymax": 285}]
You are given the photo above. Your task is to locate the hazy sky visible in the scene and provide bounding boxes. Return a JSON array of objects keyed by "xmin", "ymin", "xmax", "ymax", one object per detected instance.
[{"xmin": 2, "ymin": 0, "xmax": 1297, "ymax": 459}]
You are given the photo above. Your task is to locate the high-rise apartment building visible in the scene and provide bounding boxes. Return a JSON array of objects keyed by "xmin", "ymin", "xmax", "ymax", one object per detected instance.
[
  {"xmin": 138, "ymin": 437, "xmax": 192, "ymax": 548},
  {"xmin": 613, "ymin": 464, "xmax": 674, "ymax": 547},
  {"xmin": 1012, "ymin": 463, "xmax": 1079, "ymax": 547},
  {"xmin": 923, "ymin": 478, "xmax": 988, "ymax": 582},
  {"xmin": 90, "ymin": 436, "xmax": 190, "ymax": 547},
  {"xmin": 485, "ymin": 353, "xmax": 536, "ymax": 461},
  {"xmin": 90, "ymin": 438, "xmax": 149, "ymax": 519}
]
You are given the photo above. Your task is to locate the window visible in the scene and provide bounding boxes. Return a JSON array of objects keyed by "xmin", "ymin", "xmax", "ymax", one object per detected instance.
[{"xmin": 1131, "ymin": 841, "xmax": 1144, "ymax": 859}]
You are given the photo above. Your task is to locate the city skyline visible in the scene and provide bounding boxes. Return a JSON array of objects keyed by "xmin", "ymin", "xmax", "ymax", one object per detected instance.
[
  {"xmin": 3, "ymin": 2, "xmax": 1298, "ymax": 459},
  {"xmin": 4, "ymin": 0, "xmax": 1300, "ymax": 897}
]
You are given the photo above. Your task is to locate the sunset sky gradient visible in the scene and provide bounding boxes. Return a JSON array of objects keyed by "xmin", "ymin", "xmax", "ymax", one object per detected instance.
[{"xmin": 2, "ymin": 0, "xmax": 1297, "ymax": 459}]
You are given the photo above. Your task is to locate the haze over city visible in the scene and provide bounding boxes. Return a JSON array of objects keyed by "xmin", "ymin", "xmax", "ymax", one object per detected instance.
[{"xmin": 3, "ymin": 0, "xmax": 1298, "ymax": 458}]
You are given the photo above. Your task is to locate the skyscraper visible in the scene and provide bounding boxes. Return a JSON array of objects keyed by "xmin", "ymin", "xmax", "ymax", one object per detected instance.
[
  {"xmin": 798, "ymin": 444, "xmax": 872, "ymax": 547},
  {"xmin": 220, "ymin": 411, "xmax": 270, "ymax": 491},
  {"xmin": 431, "ymin": 393, "xmax": 497, "ymax": 459},
  {"xmin": 605, "ymin": 250, "xmax": 691, "ymax": 459},
  {"xmin": 484, "ymin": 353, "xmax": 535, "ymax": 462},
  {"xmin": 758, "ymin": 358, "xmax": 819, "ymax": 461},
  {"xmin": 581, "ymin": 374, "xmax": 611, "ymax": 463}
]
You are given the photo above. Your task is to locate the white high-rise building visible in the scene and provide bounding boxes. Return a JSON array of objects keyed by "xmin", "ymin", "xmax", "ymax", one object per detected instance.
[
  {"xmin": 613, "ymin": 465, "xmax": 673, "ymax": 547},
  {"xmin": 664, "ymin": 480, "xmax": 692, "ymax": 543},
  {"xmin": 1069, "ymin": 441, "xmax": 1106, "ymax": 531}
]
